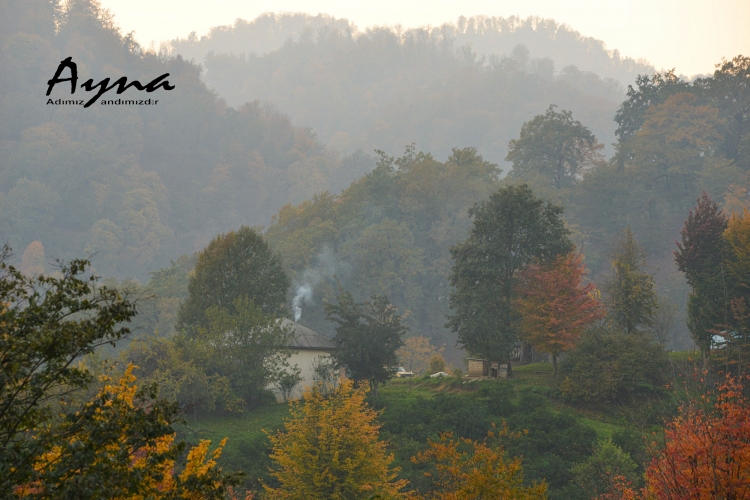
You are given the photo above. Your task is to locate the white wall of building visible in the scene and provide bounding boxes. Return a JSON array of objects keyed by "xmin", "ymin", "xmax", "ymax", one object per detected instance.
[{"xmin": 269, "ymin": 349, "xmax": 336, "ymax": 402}]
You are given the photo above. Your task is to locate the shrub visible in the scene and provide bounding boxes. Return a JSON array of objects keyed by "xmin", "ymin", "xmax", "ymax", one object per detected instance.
[
  {"xmin": 571, "ymin": 438, "xmax": 639, "ymax": 497},
  {"xmin": 428, "ymin": 355, "xmax": 446, "ymax": 374},
  {"xmin": 559, "ymin": 327, "xmax": 668, "ymax": 403}
]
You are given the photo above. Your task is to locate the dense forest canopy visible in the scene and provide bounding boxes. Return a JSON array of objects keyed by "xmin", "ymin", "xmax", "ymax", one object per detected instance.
[
  {"xmin": 0, "ymin": 0, "xmax": 656, "ymax": 283},
  {"xmin": 0, "ymin": 0, "xmax": 358, "ymax": 280},
  {"xmin": 2, "ymin": 0, "xmax": 748, "ymax": 353}
]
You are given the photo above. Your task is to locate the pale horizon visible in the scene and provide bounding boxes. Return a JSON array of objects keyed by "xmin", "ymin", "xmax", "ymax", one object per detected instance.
[{"xmin": 99, "ymin": 0, "xmax": 749, "ymax": 79}]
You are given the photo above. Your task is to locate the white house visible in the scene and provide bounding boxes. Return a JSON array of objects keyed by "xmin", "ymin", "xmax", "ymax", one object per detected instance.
[{"xmin": 270, "ymin": 319, "xmax": 338, "ymax": 402}]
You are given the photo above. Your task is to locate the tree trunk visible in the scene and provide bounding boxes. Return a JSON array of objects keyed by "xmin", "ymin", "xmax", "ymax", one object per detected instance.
[{"xmin": 553, "ymin": 353, "xmax": 558, "ymax": 377}]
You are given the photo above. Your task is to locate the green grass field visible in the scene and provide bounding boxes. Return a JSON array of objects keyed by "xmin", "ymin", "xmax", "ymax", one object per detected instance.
[{"xmin": 186, "ymin": 361, "xmax": 647, "ymax": 474}]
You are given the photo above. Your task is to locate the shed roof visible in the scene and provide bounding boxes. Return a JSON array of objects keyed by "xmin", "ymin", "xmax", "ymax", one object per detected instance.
[{"xmin": 281, "ymin": 318, "xmax": 337, "ymax": 350}]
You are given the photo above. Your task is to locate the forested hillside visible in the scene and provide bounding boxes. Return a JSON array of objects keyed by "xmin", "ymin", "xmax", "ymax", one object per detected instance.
[
  {"xmin": 176, "ymin": 13, "xmax": 653, "ymax": 161},
  {"xmin": 0, "ymin": 0, "xmax": 369, "ymax": 280},
  {"xmin": 262, "ymin": 58, "xmax": 750, "ymax": 352}
]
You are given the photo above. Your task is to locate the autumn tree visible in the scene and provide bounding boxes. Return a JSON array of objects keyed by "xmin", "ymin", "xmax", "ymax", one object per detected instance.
[
  {"xmin": 604, "ymin": 227, "xmax": 657, "ymax": 334},
  {"xmin": 614, "ymin": 69, "xmax": 691, "ymax": 142},
  {"xmin": 0, "ymin": 248, "xmax": 236, "ymax": 496},
  {"xmin": 177, "ymin": 226, "xmax": 290, "ymax": 333},
  {"xmin": 448, "ymin": 184, "xmax": 571, "ymax": 365},
  {"xmin": 13, "ymin": 366, "xmax": 235, "ymax": 498},
  {"xmin": 631, "ymin": 94, "xmax": 724, "ymax": 180},
  {"xmin": 725, "ymin": 208, "xmax": 750, "ymax": 299},
  {"xmin": 265, "ymin": 379, "xmax": 408, "ymax": 499},
  {"xmin": 396, "ymin": 336, "xmax": 443, "ymax": 375},
  {"xmin": 325, "ymin": 289, "xmax": 407, "ymax": 397},
  {"xmin": 412, "ymin": 426, "xmax": 547, "ymax": 500},
  {"xmin": 507, "ymin": 105, "xmax": 604, "ymax": 190},
  {"xmin": 517, "ymin": 250, "xmax": 605, "ymax": 376},
  {"xmin": 0, "ymin": 250, "xmax": 136, "ymax": 489},
  {"xmin": 609, "ymin": 375, "xmax": 750, "ymax": 499},
  {"xmin": 675, "ymin": 193, "xmax": 730, "ymax": 355},
  {"xmin": 700, "ymin": 55, "xmax": 750, "ymax": 163},
  {"xmin": 721, "ymin": 209, "xmax": 750, "ymax": 370}
]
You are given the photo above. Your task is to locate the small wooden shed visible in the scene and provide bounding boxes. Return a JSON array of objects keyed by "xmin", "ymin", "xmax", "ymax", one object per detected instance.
[{"xmin": 467, "ymin": 358, "xmax": 511, "ymax": 378}]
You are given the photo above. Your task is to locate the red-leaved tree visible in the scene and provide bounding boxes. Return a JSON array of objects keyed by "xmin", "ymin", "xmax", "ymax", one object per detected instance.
[
  {"xmin": 603, "ymin": 375, "xmax": 750, "ymax": 499},
  {"xmin": 517, "ymin": 250, "xmax": 605, "ymax": 376}
]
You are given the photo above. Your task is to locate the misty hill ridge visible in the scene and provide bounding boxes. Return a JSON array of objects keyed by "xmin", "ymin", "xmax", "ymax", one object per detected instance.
[{"xmin": 170, "ymin": 13, "xmax": 653, "ymax": 85}]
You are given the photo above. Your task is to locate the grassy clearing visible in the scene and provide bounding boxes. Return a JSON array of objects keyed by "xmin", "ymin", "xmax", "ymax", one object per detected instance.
[
  {"xmin": 177, "ymin": 362, "xmax": 649, "ymax": 485},
  {"xmin": 174, "ymin": 403, "xmax": 290, "ymax": 482}
]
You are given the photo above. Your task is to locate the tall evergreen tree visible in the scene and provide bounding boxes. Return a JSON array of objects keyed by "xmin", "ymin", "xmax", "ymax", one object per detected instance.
[
  {"xmin": 674, "ymin": 192, "xmax": 730, "ymax": 354},
  {"xmin": 604, "ymin": 227, "xmax": 657, "ymax": 334},
  {"xmin": 447, "ymin": 184, "xmax": 571, "ymax": 364}
]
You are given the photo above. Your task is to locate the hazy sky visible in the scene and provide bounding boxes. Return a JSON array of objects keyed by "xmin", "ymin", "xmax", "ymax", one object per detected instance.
[{"xmin": 99, "ymin": 0, "xmax": 749, "ymax": 78}]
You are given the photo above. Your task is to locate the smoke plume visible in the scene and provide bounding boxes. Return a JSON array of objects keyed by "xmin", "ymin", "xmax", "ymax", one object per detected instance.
[{"xmin": 293, "ymin": 284, "xmax": 313, "ymax": 321}]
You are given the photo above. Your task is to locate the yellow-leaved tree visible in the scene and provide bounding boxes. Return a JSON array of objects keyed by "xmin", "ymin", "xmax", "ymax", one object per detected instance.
[
  {"xmin": 14, "ymin": 365, "xmax": 233, "ymax": 499},
  {"xmin": 412, "ymin": 425, "xmax": 548, "ymax": 500},
  {"xmin": 411, "ymin": 424, "xmax": 547, "ymax": 500},
  {"xmin": 265, "ymin": 379, "xmax": 408, "ymax": 499}
]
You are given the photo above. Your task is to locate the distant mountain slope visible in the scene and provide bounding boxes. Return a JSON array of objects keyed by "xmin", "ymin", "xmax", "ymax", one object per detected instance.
[
  {"xmin": 172, "ymin": 14, "xmax": 643, "ymax": 162},
  {"xmin": 170, "ymin": 13, "xmax": 653, "ymax": 85},
  {"xmin": 0, "ymin": 1, "xmax": 367, "ymax": 281}
]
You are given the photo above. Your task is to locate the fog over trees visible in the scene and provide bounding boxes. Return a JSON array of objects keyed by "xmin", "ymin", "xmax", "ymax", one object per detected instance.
[{"xmin": 171, "ymin": 13, "xmax": 653, "ymax": 161}]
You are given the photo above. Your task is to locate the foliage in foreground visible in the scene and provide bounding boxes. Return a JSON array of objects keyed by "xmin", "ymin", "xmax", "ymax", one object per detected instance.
[
  {"xmin": 413, "ymin": 426, "xmax": 548, "ymax": 500},
  {"xmin": 14, "ymin": 366, "xmax": 234, "ymax": 499},
  {"xmin": 265, "ymin": 379, "xmax": 408, "ymax": 499},
  {"xmin": 0, "ymin": 250, "xmax": 235, "ymax": 497},
  {"xmin": 608, "ymin": 375, "xmax": 750, "ymax": 499}
]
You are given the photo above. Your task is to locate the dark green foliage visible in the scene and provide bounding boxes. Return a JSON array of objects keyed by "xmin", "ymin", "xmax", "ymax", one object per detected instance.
[
  {"xmin": 560, "ymin": 327, "xmax": 669, "ymax": 403},
  {"xmin": 697, "ymin": 56, "xmax": 750, "ymax": 163},
  {"xmin": 614, "ymin": 69, "xmax": 691, "ymax": 141},
  {"xmin": 504, "ymin": 391, "xmax": 597, "ymax": 498},
  {"xmin": 375, "ymin": 381, "xmax": 596, "ymax": 499},
  {"xmin": 604, "ymin": 227, "xmax": 657, "ymax": 334},
  {"xmin": 674, "ymin": 192, "xmax": 730, "ymax": 353},
  {"xmin": 0, "ymin": 247, "xmax": 237, "ymax": 496},
  {"xmin": 611, "ymin": 427, "xmax": 649, "ymax": 476},
  {"xmin": 325, "ymin": 289, "xmax": 407, "ymax": 396},
  {"xmin": 570, "ymin": 438, "xmax": 640, "ymax": 498},
  {"xmin": 507, "ymin": 105, "xmax": 603, "ymax": 189},
  {"xmin": 267, "ymin": 146, "xmax": 501, "ymax": 346},
  {"xmin": 177, "ymin": 226, "xmax": 289, "ymax": 333},
  {"xmin": 0, "ymin": 248, "xmax": 136, "ymax": 489},
  {"xmin": 447, "ymin": 184, "xmax": 572, "ymax": 362}
]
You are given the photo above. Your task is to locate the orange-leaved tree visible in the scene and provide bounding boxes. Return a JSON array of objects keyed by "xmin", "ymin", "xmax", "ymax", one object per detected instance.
[
  {"xmin": 265, "ymin": 379, "xmax": 408, "ymax": 499},
  {"xmin": 14, "ymin": 365, "xmax": 234, "ymax": 499},
  {"xmin": 412, "ymin": 424, "xmax": 547, "ymax": 500},
  {"xmin": 604, "ymin": 375, "xmax": 750, "ymax": 499},
  {"xmin": 517, "ymin": 250, "xmax": 605, "ymax": 376}
]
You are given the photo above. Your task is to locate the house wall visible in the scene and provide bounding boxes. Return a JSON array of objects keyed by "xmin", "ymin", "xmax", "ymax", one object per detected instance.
[
  {"xmin": 269, "ymin": 349, "xmax": 336, "ymax": 402},
  {"xmin": 468, "ymin": 359, "xmax": 488, "ymax": 377}
]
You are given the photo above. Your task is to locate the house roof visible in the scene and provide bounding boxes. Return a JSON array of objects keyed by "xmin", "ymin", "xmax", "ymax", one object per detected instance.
[{"xmin": 281, "ymin": 318, "xmax": 337, "ymax": 350}]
